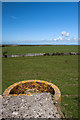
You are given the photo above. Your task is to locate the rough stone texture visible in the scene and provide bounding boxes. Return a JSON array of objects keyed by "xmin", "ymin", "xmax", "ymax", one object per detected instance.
[
  {"xmin": 1, "ymin": 52, "xmax": 79, "ymax": 58},
  {"xmin": 1, "ymin": 93, "xmax": 61, "ymax": 119}
]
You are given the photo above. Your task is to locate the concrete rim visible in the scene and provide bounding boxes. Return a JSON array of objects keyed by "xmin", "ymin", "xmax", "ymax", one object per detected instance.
[{"xmin": 3, "ymin": 80, "xmax": 61, "ymax": 105}]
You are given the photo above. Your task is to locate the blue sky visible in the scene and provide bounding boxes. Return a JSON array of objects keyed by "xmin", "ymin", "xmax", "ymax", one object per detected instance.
[{"xmin": 2, "ymin": 2, "xmax": 78, "ymax": 45}]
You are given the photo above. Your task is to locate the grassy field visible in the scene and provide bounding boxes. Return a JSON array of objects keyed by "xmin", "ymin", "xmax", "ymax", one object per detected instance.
[
  {"xmin": 2, "ymin": 45, "xmax": 78, "ymax": 55},
  {"xmin": 2, "ymin": 45, "xmax": 78, "ymax": 118},
  {"xmin": 2, "ymin": 55, "xmax": 78, "ymax": 118}
]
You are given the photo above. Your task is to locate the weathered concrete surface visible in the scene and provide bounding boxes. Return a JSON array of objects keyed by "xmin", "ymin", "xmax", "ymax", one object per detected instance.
[{"xmin": 1, "ymin": 93, "xmax": 61, "ymax": 119}]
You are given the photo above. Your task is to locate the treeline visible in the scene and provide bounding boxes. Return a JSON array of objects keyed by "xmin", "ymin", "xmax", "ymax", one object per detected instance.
[
  {"xmin": 1, "ymin": 45, "xmax": 54, "ymax": 47},
  {"xmin": 1, "ymin": 44, "xmax": 76, "ymax": 47}
]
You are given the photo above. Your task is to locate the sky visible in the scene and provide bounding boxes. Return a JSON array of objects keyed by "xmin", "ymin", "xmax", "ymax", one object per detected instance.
[
  {"xmin": 2, "ymin": 2, "xmax": 78, "ymax": 45},
  {"xmin": 2, "ymin": 0, "xmax": 79, "ymax": 2}
]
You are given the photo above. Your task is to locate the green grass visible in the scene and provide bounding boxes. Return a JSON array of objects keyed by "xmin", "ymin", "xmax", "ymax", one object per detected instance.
[
  {"xmin": 2, "ymin": 55, "xmax": 78, "ymax": 118},
  {"xmin": 2, "ymin": 45, "xmax": 78, "ymax": 55},
  {"xmin": 61, "ymin": 96, "xmax": 78, "ymax": 118}
]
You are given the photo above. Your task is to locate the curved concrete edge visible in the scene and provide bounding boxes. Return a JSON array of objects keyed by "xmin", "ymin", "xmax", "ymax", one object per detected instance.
[{"xmin": 2, "ymin": 80, "xmax": 61, "ymax": 105}]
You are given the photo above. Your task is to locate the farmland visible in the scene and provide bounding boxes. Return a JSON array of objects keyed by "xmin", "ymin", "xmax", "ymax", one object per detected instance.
[
  {"xmin": 2, "ymin": 45, "xmax": 78, "ymax": 55},
  {"xmin": 2, "ymin": 45, "xmax": 78, "ymax": 118}
]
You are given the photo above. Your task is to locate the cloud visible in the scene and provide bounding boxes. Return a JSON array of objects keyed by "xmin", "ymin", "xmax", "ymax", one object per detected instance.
[
  {"xmin": 49, "ymin": 36, "xmax": 63, "ymax": 41},
  {"xmin": 61, "ymin": 31, "xmax": 70, "ymax": 37},
  {"xmin": 61, "ymin": 31, "xmax": 66, "ymax": 36},
  {"xmin": 54, "ymin": 38, "xmax": 57, "ymax": 41},
  {"xmin": 66, "ymin": 33, "xmax": 70, "ymax": 37},
  {"xmin": 67, "ymin": 38, "xmax": 70, "ymax": 40},
  {"xmin": 57, "ymin": 36, "xmax": 63, "ymax": 40},
  {"xmin": 10, "ymin": 16, "xmax": 17, "ymax": 19}
]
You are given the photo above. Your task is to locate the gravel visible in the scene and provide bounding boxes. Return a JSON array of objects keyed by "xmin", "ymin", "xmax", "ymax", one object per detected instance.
[{"xmin": 1, "ymin": 93, "xmax": 61, "ymax": 119}]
